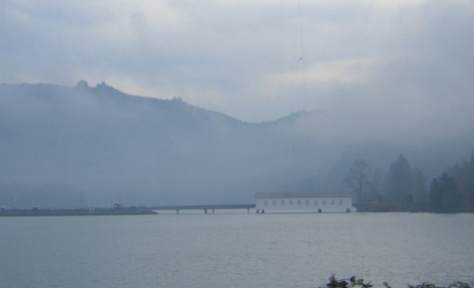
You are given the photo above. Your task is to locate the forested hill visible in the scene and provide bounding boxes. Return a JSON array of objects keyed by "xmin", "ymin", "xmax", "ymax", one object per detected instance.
[
  {"xmin": 0, "ymin": 82, "xmax": 326, "ymax": 207},
  {"xmin": 0, "ymin": 82, "xmax": 472, "ymax": 208}
]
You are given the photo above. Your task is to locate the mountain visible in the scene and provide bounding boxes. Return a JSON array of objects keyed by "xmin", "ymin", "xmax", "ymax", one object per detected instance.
[
  {"xmin": 0, "ymin": 82, "xmax": 327, "ymax": 208},
  {"xmin": 1, "ymin": 82, "xmax": 473, "ymax": 208}
]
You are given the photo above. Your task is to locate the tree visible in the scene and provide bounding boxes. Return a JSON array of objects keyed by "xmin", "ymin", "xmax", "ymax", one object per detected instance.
[
  {"xmin": 383, "ymin": 155, "xmax": 427, "ymax": 211},
  {"xmin": 429, "ymin": 172, "xmax": 461, "ymax": 213},
  {"xmin": 384, "ymin": 155, "xmax": 413, "ymax": 209},
  {"xmin": 449, "ymin": 151, "xmax": 474, "ymax": 211},
  {"xmin": 412, "ymin": 169, "xmax": 428, "ymax": 206},
  {"xmin": 344, "ymin": 159, "xmax": 379, "ymax": 204}
]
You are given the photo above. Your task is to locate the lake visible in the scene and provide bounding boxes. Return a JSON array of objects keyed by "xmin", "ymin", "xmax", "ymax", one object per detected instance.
[{"xmin": 1, "ymin": 212, "xmax": 473, "ymax": 288}]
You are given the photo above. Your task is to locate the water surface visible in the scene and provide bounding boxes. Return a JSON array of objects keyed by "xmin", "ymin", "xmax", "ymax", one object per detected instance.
[{"xmin": 1, "ymin": 212, "xmax": 473, "ymax": 288}]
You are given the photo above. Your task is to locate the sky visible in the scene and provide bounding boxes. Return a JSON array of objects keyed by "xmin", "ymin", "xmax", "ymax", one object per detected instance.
[{"xmin": 1, "ymin": 0, "xmax": 473, "ymax": 123}]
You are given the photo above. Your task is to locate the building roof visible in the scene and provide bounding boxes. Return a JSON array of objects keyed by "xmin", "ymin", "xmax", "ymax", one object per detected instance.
[{"xmin": 255, "ymin": 192, "xmax": 352, "ymax": 199}]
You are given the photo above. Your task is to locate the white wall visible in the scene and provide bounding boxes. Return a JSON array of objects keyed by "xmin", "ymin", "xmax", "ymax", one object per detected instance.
[{"xmin": 255, "ymin": 197, "xmax": 355, "ymax": 213}]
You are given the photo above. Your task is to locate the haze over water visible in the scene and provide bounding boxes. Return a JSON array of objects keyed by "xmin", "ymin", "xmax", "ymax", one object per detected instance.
[{"xmin": 1, "ymin": 213, "xmax": 473, "ymax": 288}]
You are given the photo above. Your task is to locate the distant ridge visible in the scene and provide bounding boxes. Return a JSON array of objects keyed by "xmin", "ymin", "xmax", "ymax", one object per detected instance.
[
  {"xmin": 0, "ymin": 82, "xmax": 329, "ymax": 208},
  {"xmin": 0, "ymin": 82, "xmax": 472, "ymax": 209}
]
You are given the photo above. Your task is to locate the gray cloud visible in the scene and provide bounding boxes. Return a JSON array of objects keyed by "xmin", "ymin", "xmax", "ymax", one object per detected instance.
[{"xmin": 1, "ymin": 0, "xmax": 473, "ymax": 124}]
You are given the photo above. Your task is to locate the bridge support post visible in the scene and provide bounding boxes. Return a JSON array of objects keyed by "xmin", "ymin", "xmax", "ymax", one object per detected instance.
[
  {"xmin": 176, "ymin": 209, "xmax": 179, "ymax": 214},
  {"xmin": 204, "ymin": 209, "xmax": 207, "ymax": 214}
]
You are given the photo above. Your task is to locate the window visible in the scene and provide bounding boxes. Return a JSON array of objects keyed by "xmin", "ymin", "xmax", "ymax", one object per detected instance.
[
  {"xmin": 339, "ymin": 199, "xmax": 343, "ymax": 205},
  {"xmin": 305, "ymin": 199, "xmax": 310, "ymax": 205},
  {"xmin": 272, "ymin": 200, "xmax": 277, "ymax": 206},
  {"xmin": 289, "ymin": 199, "xmax": 293, "ymax": 205},
  {"xmin": 297, "ymin": 200, "xmax": 302, "ymax": 205},
  {"xmin": 264, "ymin": 200, "xmax": 268, "ymax": 206},
  {"xmin": 314, "ymin": 199, "xmax": 318, "ymax": 205},
  {"xmin": 322, "ymin": 199, "xmax": 326, "ymax": 205},
  {"xmin": 281, "ymin": 199, "xmax": 285, "ymax": 205},
  {"xmin": 331, "ymin": 199, "xmax": 335, "ymax": 205}
]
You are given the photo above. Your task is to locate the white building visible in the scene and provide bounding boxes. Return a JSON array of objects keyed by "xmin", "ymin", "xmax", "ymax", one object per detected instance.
[{"xmin": 255, "ymin": 192, "xmax": 355, "ymax": 213}]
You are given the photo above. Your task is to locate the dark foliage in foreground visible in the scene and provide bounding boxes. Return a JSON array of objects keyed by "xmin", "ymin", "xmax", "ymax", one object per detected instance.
[{"xmin": 321, "ymin": 275, "xmax": 471, "ymax": 288}]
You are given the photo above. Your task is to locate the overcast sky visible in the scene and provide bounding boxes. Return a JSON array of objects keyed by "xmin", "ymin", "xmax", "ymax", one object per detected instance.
[{"xmin": 1, "ymin": 0, "xmax": 473, "ymax": 123}]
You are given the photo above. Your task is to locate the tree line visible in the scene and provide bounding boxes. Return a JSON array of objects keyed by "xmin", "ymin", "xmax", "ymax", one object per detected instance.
[{"xmin": 344, "ymin": 151, "xmax": 474, "ymax": 212}]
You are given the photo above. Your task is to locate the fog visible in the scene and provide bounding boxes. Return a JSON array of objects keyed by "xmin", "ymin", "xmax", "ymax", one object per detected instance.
[
  {"xmin": 1, "ymin": 1, "xmax": 473, "ymax": 121},
  {"xmin": 1, "ymin": 1, "xmax": 473, "ymax": 208},
  {"xmin": 0, "ymin": 82, "xmax": 472, "ymax": 208}
]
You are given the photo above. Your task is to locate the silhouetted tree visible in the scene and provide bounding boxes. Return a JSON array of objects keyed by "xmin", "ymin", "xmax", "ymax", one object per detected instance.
[
  {"xmin": 344, "ymin": 159, "xmax": 379, "ymax": 205},
  {"xmin": 384, "ymin": 155, "xmax": 413, "ymax": 209},
  {"xmin": 429, "ymin": 172, "xmax": 461, "ymax": 213},
  {"xmin": 412, "ymin": 169, "xmax": 428, "ymax": 207},
  {"xmin": 384, "ymin": 155, "xmax": 427, "ymax": 211},
  {"xmin": 449, "ymin": 151, "xmax": 474, "ymax": 211},
  {"xmin": 76, "ymin": 80, "xmax": 89, "ymax": 89}
]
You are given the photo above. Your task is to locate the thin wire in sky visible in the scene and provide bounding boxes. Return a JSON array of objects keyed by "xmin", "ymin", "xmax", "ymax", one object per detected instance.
[
  {"xmin": 297, "ymin": 0, "xmax": 305, "ymax": 62},
  {"xmin": 296, "ymin": 0, "xmax": 307, "ymax": 107}
]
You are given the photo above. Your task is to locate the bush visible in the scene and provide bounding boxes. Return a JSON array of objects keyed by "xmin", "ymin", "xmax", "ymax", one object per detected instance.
[{"xmin": 321, "ymin": 275, "xmax": 471, "ymax": 288}]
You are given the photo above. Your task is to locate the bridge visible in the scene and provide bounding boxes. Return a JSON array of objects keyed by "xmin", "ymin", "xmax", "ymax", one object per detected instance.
[{"xmin": 150, "ymin": 204, "xmax": 256, "ymax": 214}]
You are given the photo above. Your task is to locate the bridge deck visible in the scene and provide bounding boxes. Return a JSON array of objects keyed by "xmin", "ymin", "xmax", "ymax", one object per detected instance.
[{"xmin": 151, "ymin": 204, "xmax": 255, "ymax": 214}]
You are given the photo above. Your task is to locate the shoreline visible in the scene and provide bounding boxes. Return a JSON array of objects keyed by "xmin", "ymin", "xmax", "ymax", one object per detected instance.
[{"xmin": 0, "ymin": 207, "xmax": 157, "ymax": 217}]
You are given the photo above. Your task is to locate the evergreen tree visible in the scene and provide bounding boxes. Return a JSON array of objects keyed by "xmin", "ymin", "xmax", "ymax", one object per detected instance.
[
  {"xmin": 412, "ymin": 169, "xmax": 428, "ymax": 206},
  {"xmin": 384, "ymin": 155, "xmax": 426, "ymax": 210},
  {"xmin": 429, "ymin": 172, "xmax": 461, "ymax": 213},
  {"xmin": 449, "ymin": 151, "xmax": 474, "ymax": 210}
]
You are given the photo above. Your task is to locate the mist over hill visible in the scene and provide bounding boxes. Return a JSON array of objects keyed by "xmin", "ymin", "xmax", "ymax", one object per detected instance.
[{"xmin": 0, "ymin": 82, "xmax": 472, "ymax": 208}]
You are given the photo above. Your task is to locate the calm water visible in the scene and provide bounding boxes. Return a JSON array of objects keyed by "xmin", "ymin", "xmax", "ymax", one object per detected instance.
[{"xmin": 1, "ymin": 212, "xmax": 473, "ymax": 288}]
